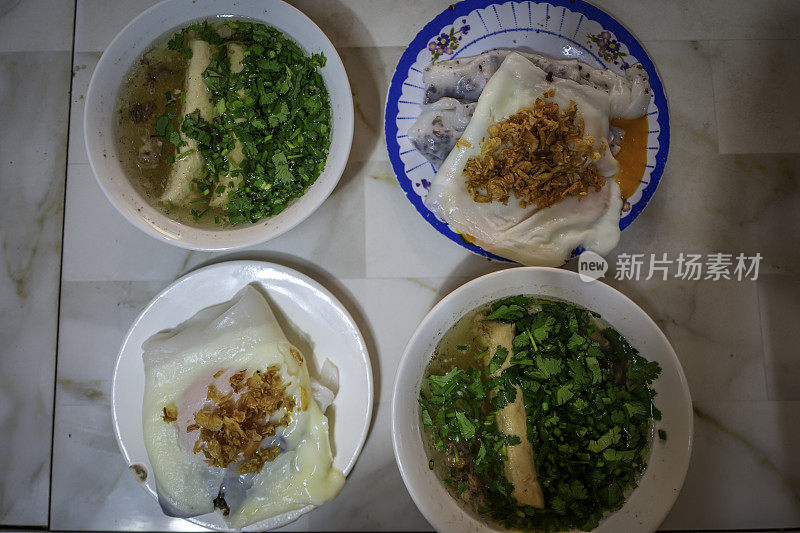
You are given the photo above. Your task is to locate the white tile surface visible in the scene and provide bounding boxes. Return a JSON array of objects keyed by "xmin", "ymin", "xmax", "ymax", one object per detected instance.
[
  {"xmin": 0, "ymin": 0, "xmax": 74, "ymax": 52},
  {"xmin": 708, "ymin": 40, "xmax": 800, "ymax": 154},
  {"xmin": 0, "ymin": 50, "xmax": 71, "ymax": 526},
  {"xmin": 642, "ymin": 40, "xmax": 718, "ymax": 155},
  {"xmin": 62, "ymin": 164, "xmax": 191, "ymax": 283},
  {"xmin": 51, "ymin": 277, "xmax": 434, "ymax": 531},
  {"xmin": 339, "ymin": 46, "xmax": 404, "ymax": 164},
  {"xmin": 228, "ymin": 160, "xmax": 367, "ymax": 279},
  {"xmin": 73, "ymin": 0, "xmax": 453, "ymax": 52},
  {"xmin": 304, "ymin": 401, "xmax": 432, "ymax": 531},
  {"xmin": 299, "ymin": 0, "xmax": 800, "ymax": 46},
  {"xmin": 341, "ymin": 278, "xmax": 443, "ymax": 404},
  {"xmin": 51, "ymin": 281, "xmax": 202, "ymax": 531},
  {"xmin": 594, "ymin": 0, "xmax": 800, "ymax": 41},
  {"xmin": 62, "ymin": 161, "xmax": 366, "ymax": 281},
  {"xmin": 610, "ymin": 153, "xmax": 800, "ymax": 276},
  {"xmin": 608, "ymin": 278, "xmax": 767, "ymax": 402},
  {"xmin": 661, "ymin": 400, "xmax": 800, "ymax": 530},
  {"xmin": 757, "ymin": 274, "xmax": 800, "ymax": 401},
  {"xmin": 74, "ymin": 0, "xmax": 159, "ymax": 52},
  {"xmin": 68, "ymin": 52, "xmax": 101, "ymax": 166},
  {"xmin": 71, "ymin": 0, "xmax": 800, "ymax": 53},
  {"xmin": 28, "ymin": 0, "xmax": 800, "ymax": 531},
  {"xmin": 275, "ymin": 1, "xmax": 454, "ymax": 49},
  {"xmin": 363, "ymin": 159, "xmax": 512, "ymax": 279}
]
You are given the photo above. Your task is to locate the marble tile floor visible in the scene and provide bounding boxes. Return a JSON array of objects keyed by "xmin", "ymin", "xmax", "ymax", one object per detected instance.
[{"xmin": 1, "ymin": 0, "xmax": 798, "ymax": 531}]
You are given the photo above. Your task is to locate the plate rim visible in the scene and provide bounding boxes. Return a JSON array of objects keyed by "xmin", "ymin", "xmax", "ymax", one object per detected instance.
[
  {"xmin": 384, "ymin": 0, "xmax": 671, "ymax": 262},
  {"xmin": 391, "ymin": 266, "xmax": 693, "ymax": 532},
  {"xmin": 111, "ymin": 259, "xmax": 374, "ymax": 530}
]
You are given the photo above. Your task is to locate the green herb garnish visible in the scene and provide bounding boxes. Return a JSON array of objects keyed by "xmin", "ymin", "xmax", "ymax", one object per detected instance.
[
  {"xmin": 419, "ymin": 298, "xmax": 662, "ymax": 532},
  {"xmin": 153, "ymin": 20, "xmax": 331, "ymax": 224}
]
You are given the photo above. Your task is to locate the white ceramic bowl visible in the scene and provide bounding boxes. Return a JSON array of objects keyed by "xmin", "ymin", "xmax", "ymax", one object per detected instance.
[
  {"xmin": 85, "ymin": 0, "xmax": 353, "ymax": 250},
  {"xmin": 392, "ymin": 268, "xmax": 693, "ymax": 533}
]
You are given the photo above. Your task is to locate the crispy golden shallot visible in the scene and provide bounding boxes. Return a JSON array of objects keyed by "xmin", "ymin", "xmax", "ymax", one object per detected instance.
[
  {"xmin": 165, "ymin": 367, "xmax": 296, "ymax": 475},
  {"xmin": 162, "ymin": 404, "xmax": 178, "ymax": 423},
  {"xmin": 464, "ymin": 94, "xmax": 607, "ymax": 210}
]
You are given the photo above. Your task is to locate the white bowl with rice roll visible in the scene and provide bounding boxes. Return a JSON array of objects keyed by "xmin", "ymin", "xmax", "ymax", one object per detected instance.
[
  {"xmin": 85, "ymin": 0, "xmax": 353, "ymax": 250},
  {"xmin": 391, "ymin": 268, "xmax": 692, "ymax": 532}
]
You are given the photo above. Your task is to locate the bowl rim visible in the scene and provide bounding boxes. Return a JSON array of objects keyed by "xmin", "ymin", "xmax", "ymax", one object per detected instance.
[
  {"xmin": 391, "ymin": 266, "xmax": 693, "ymax": 532},
  {"xmin": 84, "ymin": 0, "xmax": 354, "ymax": 251}
]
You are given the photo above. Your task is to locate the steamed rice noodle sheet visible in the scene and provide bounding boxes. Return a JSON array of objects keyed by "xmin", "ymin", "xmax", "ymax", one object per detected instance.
[
  {"xmin": 423, "ymin": 52, "xmax": 629, "ymax": 266},
  {"xmin": 141, "ymin": 285, "xmax": 344, "ymax": 528}
]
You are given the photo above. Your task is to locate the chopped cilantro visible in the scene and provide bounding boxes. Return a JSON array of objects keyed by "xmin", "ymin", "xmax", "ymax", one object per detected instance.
[
  {"xmin": 555, "ymin": 383, "xmax": 574, "ymax": 405},
  {"xmin": 151, "ymin": 20, "xmax": 330, "ymax": 224},
  {"xmin": 455, "ymin": 411, "xmax": 476, "ymax": 440},
  {"xmin": 486, "ymin": 345, "xmax": 508, "ymax": 375},
  {"xmin": 419, "ymin": 297, "xmax": 663, "ymax": 532},
  {"xmin": 485, "ymin": 304, "xmax": 527, "ymax": 322}
]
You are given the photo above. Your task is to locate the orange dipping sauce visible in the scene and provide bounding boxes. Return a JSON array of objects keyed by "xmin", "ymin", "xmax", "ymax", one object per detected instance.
[{"xmin": 610, "ymin": 116, "xmax": 649, "ymax": 199}]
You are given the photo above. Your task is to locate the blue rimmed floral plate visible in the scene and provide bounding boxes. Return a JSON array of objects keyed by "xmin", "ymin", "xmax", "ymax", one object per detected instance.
[{"xmin": 384, "ymin": 0, "xmax": 669, "ymax": 262}]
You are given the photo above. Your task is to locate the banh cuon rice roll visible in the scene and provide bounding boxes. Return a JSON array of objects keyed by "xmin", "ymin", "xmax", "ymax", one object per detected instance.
[
  {"xmin": 115, "ymin": 20, "xmax": 331, "ymax": 227},
  {"xmin": 409, "ymin": 50, "xmax": 652, "ymax": 266}
]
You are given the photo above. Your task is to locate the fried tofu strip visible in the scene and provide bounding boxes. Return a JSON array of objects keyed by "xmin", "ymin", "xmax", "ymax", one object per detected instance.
[
  {"xmin": 160, "ymin": 39, "xmax": 215, "ymax": 206},
  {"xmin": 478, "ymin": 317, "xmax": 545, "ymax": 508}
]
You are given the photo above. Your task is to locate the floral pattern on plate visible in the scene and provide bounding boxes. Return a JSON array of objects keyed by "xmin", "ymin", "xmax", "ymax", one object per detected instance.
[
  {"xmin": 427, "ymin": 19, "xmax": 471, "ymax": 61},
  {"xmin": 385, "ymin": 0, "xmax": 670, "ymax": 262}
]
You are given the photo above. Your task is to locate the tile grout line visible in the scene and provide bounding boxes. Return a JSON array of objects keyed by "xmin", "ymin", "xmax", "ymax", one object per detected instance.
[
  {"xmin": 756, "ymin": 277, "xmax": 770, "ymax": 401},
  {"xmin": 702, "ymin": 38, "xmax": 722, "ymax": 156},
  {"xmin": 47, "ymin": 0, "xmax": 80, "ymax": 529}
]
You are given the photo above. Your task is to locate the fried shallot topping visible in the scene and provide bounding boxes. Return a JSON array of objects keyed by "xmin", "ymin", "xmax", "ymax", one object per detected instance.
[
  {"xmin": 162, "ymin": 404, "xmax": 178, "ymax": 423},
  {"xmin": 177, "ymin": 367, "xmax": 296, "ymax": 474},
  {"xmin": 464, "ymin": 93, "xmax": 607, "ymax": 210}
]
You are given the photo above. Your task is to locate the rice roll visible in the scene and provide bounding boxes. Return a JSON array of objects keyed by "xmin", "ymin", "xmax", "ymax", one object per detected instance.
[
  {"xmin": 477, "ymin": 317, "xmax": 545, "ymax": 508},
  {"xmin": 422, "ymin": 49, "xmax": 650, "ymax": 119},
  {"xmin": 159, "ymin": 39, "xmax": 215, "ymax": 206},
  {"xmin": 408, "ymin": 98, "xmax": 475, "ymax": 168}
]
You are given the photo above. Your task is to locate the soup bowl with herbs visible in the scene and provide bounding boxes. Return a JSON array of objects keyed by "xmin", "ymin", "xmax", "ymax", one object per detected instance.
[
  {"xmin": 85, "ymin": 0, "xmax": 353, "ymax": 250},
  {"xmin": 392, "ymin": 268, "xmax": 693, "ymax": 532}
]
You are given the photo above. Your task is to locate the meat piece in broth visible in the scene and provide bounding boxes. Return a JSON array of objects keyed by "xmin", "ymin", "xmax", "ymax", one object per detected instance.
[
  {"xmin": 138, "ymin": 136, "xmax": 164, "ymax": 168},
  {"xmin": 129, "ymin": 101, "xmax": 156, "ymax": 124}
]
